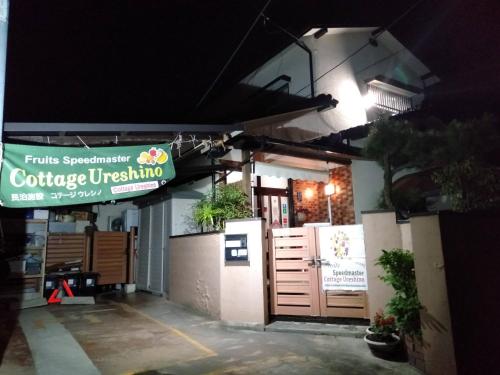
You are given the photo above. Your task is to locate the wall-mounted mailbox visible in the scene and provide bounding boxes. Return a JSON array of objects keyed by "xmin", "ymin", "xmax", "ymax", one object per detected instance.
[{"xmin": 225, "ymin": 234, "xmax": 248, "ymax": 262}]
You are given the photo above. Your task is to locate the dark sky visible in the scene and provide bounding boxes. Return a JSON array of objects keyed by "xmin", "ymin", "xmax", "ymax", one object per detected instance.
[{"xmin": 4, "ymin": 0, "xmax": 500, "ymax": 124}]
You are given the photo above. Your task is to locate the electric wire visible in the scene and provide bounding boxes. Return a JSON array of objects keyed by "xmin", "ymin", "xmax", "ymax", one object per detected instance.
[{"xmin": 195, "ymin": 0, "xmax": 272, "ymax": 110}]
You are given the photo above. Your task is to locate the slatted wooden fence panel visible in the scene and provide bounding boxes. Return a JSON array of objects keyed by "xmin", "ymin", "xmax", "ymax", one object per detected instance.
[
  {"xmin": 269, "ymin": 227, "xmax": 320, "ymax": 316},
  {"xmin": 46, "ymin": 233, "xmax": 89, "ymax": 271},
  {"xmin": 92, "ymin": 232, "xmax": 127, "ymax": 285},
  {"xmin": 321, "ymin": 291, "xmax": 369, "ymax": 318}
]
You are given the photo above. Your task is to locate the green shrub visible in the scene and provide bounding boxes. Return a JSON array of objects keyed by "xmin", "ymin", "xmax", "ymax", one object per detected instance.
[
  {"xmin": 376, "ymin": 248, "xmax": 422, "ymax": 338},
  {"xmin": 193, "ymin": 184, "xmax": 252, "ymax": 231}
]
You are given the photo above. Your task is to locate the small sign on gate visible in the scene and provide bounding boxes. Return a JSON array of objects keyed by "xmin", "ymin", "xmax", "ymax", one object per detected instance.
[{"xmin": 319, "ymin": 225, "xmax": 368, "ymax": 291}]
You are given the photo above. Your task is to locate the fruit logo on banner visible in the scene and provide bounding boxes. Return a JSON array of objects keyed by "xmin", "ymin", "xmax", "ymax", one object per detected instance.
[
  {"xmin": 319, "ymin": 225, "xmax": 368, "ymax": 291},
  {"xmin": 0, "ymin": 143, "xmax": 176, "ymax": 208},
  {"xmin": 137, "ymin": 147, "xmax": 169, "ymax": 165}
]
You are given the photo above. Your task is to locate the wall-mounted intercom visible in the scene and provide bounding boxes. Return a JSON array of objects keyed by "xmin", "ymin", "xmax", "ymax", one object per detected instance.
[{"xmin": 224, "ymin": 234, "xmax": 248, "ymax": 262}]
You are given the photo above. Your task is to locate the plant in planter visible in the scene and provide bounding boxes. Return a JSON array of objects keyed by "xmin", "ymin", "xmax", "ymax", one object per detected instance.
[
  {"xmin": 376, "ymin": 248, "xmax": 421, "ymax": 338},
  {"xmin": 376, "ymin": 248, "xmax": 423, "ymax": 366},
  {"xmin": 193, "ymin": 184, "xmax": 252, "ymax": 232},
  {"xmin": 364, "ymin": 310, "xmax": 401, "ymax": 354}
]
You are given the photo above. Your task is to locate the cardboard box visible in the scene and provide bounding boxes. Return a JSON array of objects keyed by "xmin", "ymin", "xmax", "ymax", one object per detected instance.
[
  {"xmin": 75, "ymin": 220, "xmax": 91, "ymax": 233},
  {"xmin": 34, "ymin": 209, "xmax": 50, "ymax": 220},
  {"xmin": 71, "ymin": 211, "xmax": 95, "ymax": 221},
  {"xmin": 8, "ymin": 260, "xmax": 26, "ymax": 273},
  {"xmin": 49, "ymin": 222, "xmax": 76, "ymax": 233}
]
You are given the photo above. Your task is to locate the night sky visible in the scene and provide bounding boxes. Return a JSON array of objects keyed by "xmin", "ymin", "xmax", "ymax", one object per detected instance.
[{"xmin": 4, "ymin": 0, "xmax": 500, "ymax": 124}]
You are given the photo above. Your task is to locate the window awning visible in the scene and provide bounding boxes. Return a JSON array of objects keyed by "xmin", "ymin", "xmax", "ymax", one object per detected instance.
[{"xmin": 254, "ymin": 162, "xmax": 328, "ymax": 183}]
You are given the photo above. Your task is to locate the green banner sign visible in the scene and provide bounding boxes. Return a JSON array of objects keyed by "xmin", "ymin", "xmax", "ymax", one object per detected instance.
[{"xmin": 0, "ymin": 143, "xmax": 175, "ymax": 208}]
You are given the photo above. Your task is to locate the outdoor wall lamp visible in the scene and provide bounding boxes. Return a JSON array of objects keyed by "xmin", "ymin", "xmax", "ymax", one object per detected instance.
[
  {"xmin": 324, "ymin": 183, "xmax": 336, "ymax": 225},
  {"xmin": 304, "ymin": 188, "xmax": 314, "ymax": 200}
]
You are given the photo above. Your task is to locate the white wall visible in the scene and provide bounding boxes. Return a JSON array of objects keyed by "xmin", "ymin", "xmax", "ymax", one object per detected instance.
[
  {"xmin": 351, "ymin": 160, "xmax": 384, "ymax": 223},
  {"xmin": 221, "ymin": 219, "xmax": 268, "ymax": 326},
  {"xmin": 169, "ymin": 176, "xmax": 212, "ymax": 236},
  {"xmin": 243, "ymin": 29, "xmax": 428, "ymax": 136},
  {"xmin": 92, "ymin": 201, "xmax": 137, "ymax": 231}
]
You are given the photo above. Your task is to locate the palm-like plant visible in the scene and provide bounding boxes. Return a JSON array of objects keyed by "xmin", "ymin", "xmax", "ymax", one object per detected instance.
[{"xmin": 193, "ymin": 184, "xmax": 252, "ymax": 231}]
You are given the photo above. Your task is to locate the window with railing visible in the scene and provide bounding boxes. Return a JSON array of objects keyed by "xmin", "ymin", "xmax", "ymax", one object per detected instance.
[
  {"xmin": 365, "ymin": 77, "xmax": 420, "ymax": 114},
  {"xmin": 367, "ymin": 85, "xmax": 413, "ymax": 113}
]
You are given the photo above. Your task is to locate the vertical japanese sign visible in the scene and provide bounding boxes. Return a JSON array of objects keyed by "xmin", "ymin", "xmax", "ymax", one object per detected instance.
[
  {"xmin": 281, "ymin": 197, "xmax": 289, "ymax": 228},
  {"xmin": 319, "ymin": 225, "xmax": 368, "ymax": 291},
  {"xmin": 0, "ymin": 143, "xmax": 175, "ymax": 207}
]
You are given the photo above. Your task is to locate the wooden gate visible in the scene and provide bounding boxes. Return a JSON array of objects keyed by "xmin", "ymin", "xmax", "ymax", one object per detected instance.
[
  {"xmin": 269, "ymin": 227, "xmax": 320, "ymax": 315},
  {"xmin": 269, "ymin": 227, "xmax": 368, "ymax": 319},
  {"xmin": 92, "ymin": 232, "xmax": 128, "ymax": 285}
]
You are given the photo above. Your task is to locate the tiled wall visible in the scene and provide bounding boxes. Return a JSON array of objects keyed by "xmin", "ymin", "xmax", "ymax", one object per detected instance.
[
  {"xmin": 292, "ymin": 166, "xmax": 355, "ymax": 226},
  {"xmin": 292, "ymin": 179, "xmax": 329, "ymax": 225},
  {"xmin": 330, "ymin": 166, "xmax": 355, "ymax": 225}
]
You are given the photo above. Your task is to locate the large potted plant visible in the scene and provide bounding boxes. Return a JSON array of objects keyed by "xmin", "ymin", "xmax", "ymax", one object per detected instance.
[
  {"xmin": 193, "ymin": 184, "xmax": 252, "ymax": 232},
  {"xmin": 376, "ymin": 248, "xmax": 423, "ymax": 369},
  {"xmin": 364, "ymin": 310, "xmax": 400, "ymax": 357}
]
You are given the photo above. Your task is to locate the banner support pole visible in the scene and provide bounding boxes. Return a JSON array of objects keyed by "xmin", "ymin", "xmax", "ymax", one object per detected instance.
[{"xmin": 0, "ymin": 0, "xmax": 9, "ymax": 144}]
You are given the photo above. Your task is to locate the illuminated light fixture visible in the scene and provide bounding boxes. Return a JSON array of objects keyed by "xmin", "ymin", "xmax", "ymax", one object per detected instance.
[
  {"xmin": 324, "ymin": 183, "xmax": 336, "ymax": 196},
  {"xmin": 362, "ymin": 92, "xmax": 376, "ymax": 109},
  {"xmin": 304, "ymin": 188, "xmax": 314, "ymax": 199},
  {"xmin": 324, "ymin": 182, "xmax": 336, "ymax": 225}
]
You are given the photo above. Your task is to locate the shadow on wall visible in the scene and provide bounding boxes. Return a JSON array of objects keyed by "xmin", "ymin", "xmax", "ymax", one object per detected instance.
[{"xmin": 438, "ymin": 210, "xmax": 500, "ymax": 375}]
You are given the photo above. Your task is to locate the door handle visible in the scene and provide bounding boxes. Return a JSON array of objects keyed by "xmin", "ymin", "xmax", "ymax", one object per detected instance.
[
  {"xmin": 302, "ymin": 256, "xmax": 316, "ymax": 267},
  {"xmin": 315, "ymin": 258, "xmax": 330, "ymax": 267}
]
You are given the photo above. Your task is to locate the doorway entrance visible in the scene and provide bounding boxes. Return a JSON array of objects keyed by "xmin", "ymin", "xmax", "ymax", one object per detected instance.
[
  {"xmin": 269, "ymin": 227, "xmax": 368, "ymax": 318},
  {"xmin": 254, "ymin": 176, "xmax": 293, "ymax": 231}
]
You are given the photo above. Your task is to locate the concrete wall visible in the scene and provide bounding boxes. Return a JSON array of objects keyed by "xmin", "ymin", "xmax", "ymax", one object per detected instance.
[
  {"xmin": 363, "ymin": 211, "xmax": 457, "ymax": 374},
  {"xmin": 400, "ymin": 222, "xmax": 413, "ymax": 251},
  {"xmin": 351, "ymin": 160, "xmax": 384, "ymax": 223},
  {"xmin": 220, "ymin": 219, "xmax": 268, "ymax": 327},
  {"xmin": 362, "ymin": 211, "xmax": 402, "ymax": 318},
  {"xmin": 169, "ymin": 232, "xmax": 222, "ymax": 319},
  {"xmin": 169, "ymin": 176, "xmax": 212, "ymax": 235},
  {"xmin": 411, "ymin": 215, "xmax": 456, "ymax": 375}
]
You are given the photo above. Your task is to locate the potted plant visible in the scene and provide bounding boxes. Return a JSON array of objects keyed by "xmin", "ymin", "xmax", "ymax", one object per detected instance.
[
  {"xmin": 376, "ymin": 248, "xmax": 423, "ymax": 367},
  {"xmin": 193, "ymin": 184, "xmax": 252, "ymax": 232},
  {"xmin": 364, "ymin": 310, "xmax": 400, "ymax": 355}
]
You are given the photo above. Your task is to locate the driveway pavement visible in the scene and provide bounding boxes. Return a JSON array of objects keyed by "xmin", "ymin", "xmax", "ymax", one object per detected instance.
[{"xmin": 1, "ymin": 292, "xmax": 421, "ymax": 375}]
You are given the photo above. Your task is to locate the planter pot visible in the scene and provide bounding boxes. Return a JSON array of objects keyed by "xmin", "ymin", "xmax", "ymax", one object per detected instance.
[
  {"xmin": 364, "ymin": 333, "xmax": 404, "ymax": 360},
  {"xmin": 364, "ymin": 333, "xmax": 400, "ymax": 352}
]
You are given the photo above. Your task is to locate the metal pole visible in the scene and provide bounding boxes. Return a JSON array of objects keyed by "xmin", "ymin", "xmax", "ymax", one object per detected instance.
[
  {"xmin": 0, "ymin": 0, "xmax": 8, "ymax": 143},
  {"xmin": 327, "ymin": 195, "xmax": 332, "ymax": 225}
]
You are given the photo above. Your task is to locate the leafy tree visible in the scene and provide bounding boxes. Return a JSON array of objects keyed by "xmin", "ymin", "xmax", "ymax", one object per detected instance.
[
  {"xmin": 430, "ymin": 115, "xmax": 500, "ymax": 211},
  {"xmin": 363, "ymin": 118, "xmax": 413, "ymax": 209},
  {"xmin": 364, "ymin": 114, "xmax": 500, "ymax": 212}
]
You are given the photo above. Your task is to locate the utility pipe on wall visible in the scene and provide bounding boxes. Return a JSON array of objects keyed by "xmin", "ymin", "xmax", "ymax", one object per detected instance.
[
  {"xmin": 0, "ymin": 0, "xmax": 8, "ymax": 144},
  {"xmin": 262, "ymin": 15, "xmax": 315, "ymax": 98}
]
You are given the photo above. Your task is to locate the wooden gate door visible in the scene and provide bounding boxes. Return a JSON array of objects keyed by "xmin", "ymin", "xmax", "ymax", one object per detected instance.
[
  {"xmin": 269, "ymin": 227, "xmax": 369, "ymax": 319},
  {"xmin": 92, "ymin": 231, "xmax": 128, "ymax": 285},
  {"xmin": 269, "ymin": 227, "xmax": 320, "ymax": 316}
]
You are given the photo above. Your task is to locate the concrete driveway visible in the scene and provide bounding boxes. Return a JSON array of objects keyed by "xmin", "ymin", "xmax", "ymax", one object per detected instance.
[{"xmin": 0, "ymin": 292, "xmax": 420, "ymax": 375}]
